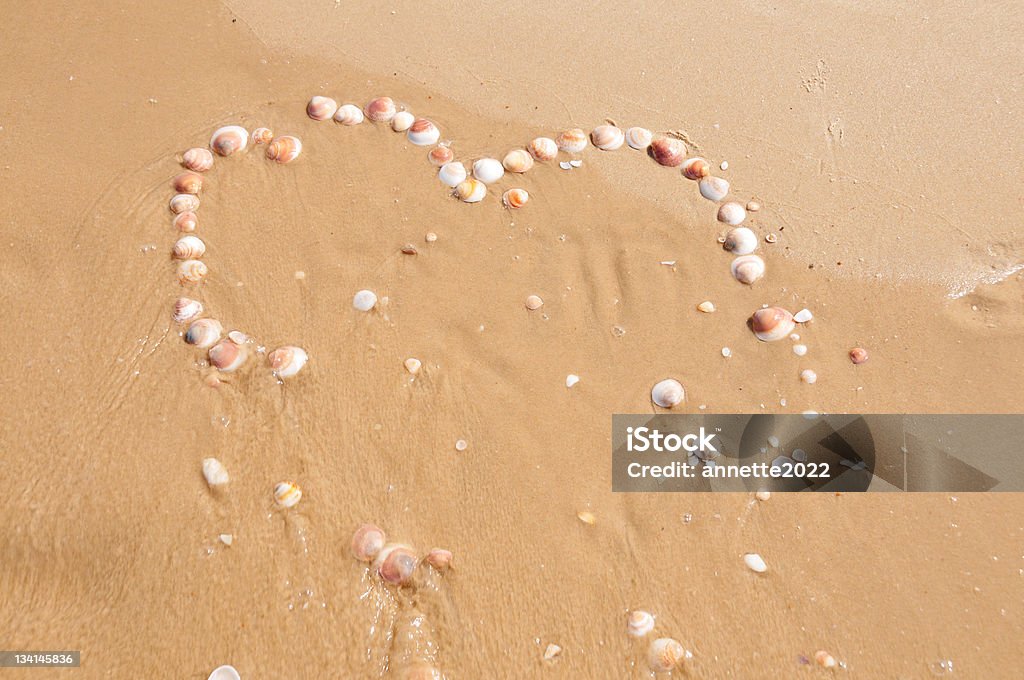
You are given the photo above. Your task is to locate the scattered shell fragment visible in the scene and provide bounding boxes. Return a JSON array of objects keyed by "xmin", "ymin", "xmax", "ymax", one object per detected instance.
[
  {"xmin": 472, "ymin": 158, "xmax": 504, "ymax": 184},
  {"xmin": 401, "ymin": 244, "xmax": 418, "ymax": 255},
  {"xmin": 744, "ymin": 552, "xmax": 768, "ymax": 573},
  {"xmin": 528, "ymin": 137, "xmax": 558, "ymax": 161},
  {"xmin": 723, "ymin": 227, "xmax": 758, "ymax": 255},
  {"xmin": 765, "ymin": 233, "xmax": 778, "ymax": 244},
  {"xmin": 577, "ymin": 510, "xmax": 596, "ymax": 525},
  {"xmin": 558, "ymin": 161, "xmax": 572, "ymax": 170},
  {"xmin": 207, "ymin": 665, "xmax": 240, "ymax": 680},
  {"xmin": 720, "ymin": 160, "xmax": 729, "ymax": 170},
  {"xmin": 268, "ymin": 346, "xmax": 308, "ymax": 378},
  {"xmin": 849, "ymin": 347, "xmax": 869, "ymax": 364},
  {"xmin": 332, "ymin": 103, "xmax": 364, "ymax": 126},
  {"xmin": 648, "ymin": 137, "xmax": 686, "ymax": 167},
  {"xmin": 525, "ymin": 294, "xmax": 544, "ymax": 310},
  {"xmin": 407, "ymin": 118, "xmax": 440, "ymax": 145},
  {"xmin": 792, "ymin": 448, "xmax": 808, "ymax": 462},
  {"xmin": 647, "ymin": 638, "xmax": 687, "ymax": 673},
  {"xmin": 266, "ymin": 135, "xmax": 302, "ymax": 164},
  {"xmin": 425, "ymin": 232, "xmax": 438, "ymax": 243},
  {"xmin": 681, "ymin": 157, "xmax": 710, "ymax": 180},
  {"xmin": 391, "ymin": 110, "xmax": 415, "ymax": 132},
  {"xmin": 169, "ymin": 193, "xmax": 200, "ymax": 214},
  {"xmin": 543, "ymin": 644, "xmax": 562, "ymax": 661},
  {"xmin": 755, "ymin": 490, "xmax": 771, "ymax": 501},
  {"xmin": 502, "ymin": 188, "xmax": 529, "ymax": 209},
  {"xmin": 172, "ymin": 235, "xmax": 206, "ymax": 260},
  {"xmin": 353, "ymin": 289, "xmax": 378, "ymax": 311},
  {"xmin": 569, "ymin": 159, "xmax": 582, "ymax": 168},
  {"xmin": 273, "ymin": 481, "xmax": 302, "ymax": 508},
  {"xmin": 227, "ymin": 330, "xmax": 248, "ymax": 345},
  {"xmin": 173, "ymin": 297, "xmax": 204, "ymax": 323},
  {"xmin": 307, "ymin": 95, "xmax": 339, "ymax": 121},
  {"xmin": 182, "ymin": 147, "xmax": 214, "ymax": 172},
  {"xmin": 351, "ymin": 523, "xmax": 387, "ymax": 562},
  {"xmin": 173, "ymin": 172, "xmax": 204, "ymax": 195},
  {"xmin": 428, "ymin": 144, "xmax": 454, "ymax": 166},
  {"xmin": 565, "ymin": 374, "xmax": 580, "ymax": 388},
  {"xmin": 697, "ymin": 301, "xmax": 716, "ymax": 313},
  {"xmin": 437, "ymin": 161, "xmax": 467, "ymax": 187},
  {"xmin": 627, "ymin": 610, "xmax": 655, "ymax": 638},
  {"xmin": 209, "ymin": 339, "xmax": 248, "ymax": 372},
  {"xmin": 794, "ymin": 309, "xmax": 814, "ymax": 323},
  {"xmin": 793, "ymin": 344, "xmax": 808, "ymax": 357},
  {"xmin": 455, "ymin": 179, "xmax": 487, "ymax": 203},
  {"xmin": 698, "ymin": 176, "xmax": 730, "ymax": 201},
  {"xmin": 555, "ymin": 128, "xmax": 588, "ymax": 153},
  {"xmin": 424, "ymin": 548, "xmax": 453, "ymax": 571},
  {"xmin": 800, "ymin": 369, "xmax": 818, "ymax": 384},
  {"xmin": 722, "ymin": 347, "xmax": 732, "ymax": 357},
  {"xmin": 177, "ymin": 259, "xmax": 208, "ymax": 285},
  {"xmin": 219, "ymin": 534, "xmax": 233, "ymax": 546},
  {"xmin": 590, "ymin": 124, "xmax": 625, "ymax": 150},
  {"xmin": 374, "ymin": 543, "xmax": 418, "ymax": 586},
  {"xmin": 202, "ymin": 457, "xmax": 229, "ymax": 487},
  {"xmin": 651, "ymin": 379, "xmax": 685, "ymax": 409},
  {"xmin": 746, "ymin": 200, "xmax": 761, "ymax": 212},
  {"xmin": 174, "ymin": 211, "xmax": 198, "ymax": 233},
  {"xmin": 750, "ymin": 307, "xmax": 796, "ymax": 342},
  {"xmin": 185, "ymin": 318, "xmax": 223, "ymax": 348},
  {"xmin": 731, "ymin": 254, "xmax": 765, "ymax": 285},
  {"xmin": 251, "ymin": 127, "xmax": 273, "ymax": 144},
  {"xmin": 454, "ymin": 439, "xmax": 468, "ymax": 451},
  {"xmin": 815, "ymin": 651, "xmax": 837, "ymax": 669},
  {"xmin": 209, "ymin": 125, "xmax": 249, "ymax": 157},
  {"xmin": 625, "ymin": 127, "xmax": 653, "ymax": 150},
  {"xmin": 502, "ymin": 148, "xmax": 534, "ymax": 173},
  {"xmin": 404, "ymin": 357, "xmax": 422, "ymax": 374},
  {"xmin": 717, "ymin": 201, "xmax": 747, "ymax": 226},
  {"xmin": 365, "ymin": 96, "xmax": 397, "ymax": 122}
]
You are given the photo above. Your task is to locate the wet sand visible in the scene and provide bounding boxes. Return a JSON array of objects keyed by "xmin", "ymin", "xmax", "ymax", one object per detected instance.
[{"xmin": 1, "ymin": 0, "xmax": 1023, "ymax": 678}]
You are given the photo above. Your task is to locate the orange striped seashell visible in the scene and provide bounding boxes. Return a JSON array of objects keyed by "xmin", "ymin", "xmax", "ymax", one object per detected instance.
[
  {"xmin": 251, "ymin": 127, "xmax": 274, "ymax": 144},
  {"xmin": 364, "ymin": 96, "xmax": 396, "ymax": 122},
  {"xmin": 556, "ymin": 128, "xmax": 588, "ymax": 153},
  {"xmin": 173, "ymin": 172, "xmax": 203, "ymax": 195},
  {"xmin": 181, "ymin": 147, "xmax": 213, "ymax": 172},
  {"xmin": 266, "ymin": 135, "xmax": 302, "ymax": 164},
  {"xmin": 177, "ymin": 259, "xmax": 208, "ymax": 285},
  {"xmin": 682, "ymin": 157, "xmax": 711, "ymax": 180},
  {"xmin": 306, "ymin": 95, "xmax": 338, "ymax": 121},
  {"xmin": 173, "ymin": 211, "xmax": 197, "ymax": 233},
  {"xmin": 428, "ymin": 144, "xmax": 454, "ymax": 166},
  {"xmin": 528, "ymin": 137, "xmax": 558, "ymax": 161},
  {"xmin": 273, "ymin": 481, "xmax": 302, "ymax": 508},
  {"xmin": 502, "ymin": 188, "xmax": 529, "ymax": 209},
  {"xmin": 502, "ymin": 148, "xmax": 534, "ymax": 173}
]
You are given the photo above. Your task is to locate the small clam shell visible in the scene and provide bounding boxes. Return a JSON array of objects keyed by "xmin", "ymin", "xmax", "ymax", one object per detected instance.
[
  {"xmin": 502, "ymin": 188, "xmax": 529, "ymax": 209},
  {"xmin": 407, "ymin": 118, "xmax": 440, "ymax": 145},
  {"xmin": 268, "ymin": 345, "xmax": 308, "ymax": 378},
  {"xmin": 209, "ymin": 339, "xmax": 247, "ymax": 372},
  {"xmin": 207, "ymin": 665, "xmax": 240, "ymax": 680},
  {"xmin": 202, "ymin": 457, "xmax": 229, "ymax": 487},
  {"xmin": 590, "ymin": 124, "xmax": 624, "ymax": 150},
  {"xmin": 472, "ymin": 158, "xmax": 504, "ymax": 184},
  {"xmin": 273, "ymin": 481, "xmax": 302, "ymax": 508},
  {"xmin": 698, "ymin": 176, "xmax": 730, "ymax": 202},
  {"xmin": 391, "ymin": 111, "xmax": 415, "ymax": 132},
  {"xmin": 365, "ymin": 96, "xmax": 396, "ymax": 122},
  {"xmin": 697, "ymin": 300, "xmax": 716, "ymax": 313},
  {"xmin": 502, "ymin": 148, "xmax": 534, "ymax": 173},
  {"xmin": 723, "ymin": 227, "xmax": 758, "ymax": 255},
  {"xmin": 627, "ymin": 610, "xmax": 655, "ymax": 638},
  {"xmin": 185, "ymin": 318, "xmax": 223, "ymax": 348},
  {"xmin": 555, "ymin": 128, "xmax": 588, "ymax": 153},
  {"xmin": 437, "ymin": 161, "xmax": 467, "ymax": 188},
  {"xmin": 625, "ymin": 127, "xmax": 653, "ymax": 150},
  {"xmin": 353, "ymin": 289, "xmax": 378, "ymax": 311},
  {"xmin": 173, "ymin": 211, "xmax": 198, "ymax": 233},
  {"xmin": 307, "ymin": 95, "xmax": 339, "ymax": 121},
  {"xmin": 849, "ymin": 347, "xmax": 869, "ymax": 364},
  {"xmin": 374, "ymin": 543, "xmax": 418, "ymax": 586},
  {"xmin": 266, "ymin": 135, "xmax": 302, "ymax": 164},
  {"xmin": 209, "ymin": 125, "xmax": 249, "ymax": 157},
  {"xmin": 428, "ymin": 144, "xmax": 454, "ymax": 166},
  {"xmin": 251, "ymin": 127, "xmax": 274, "ymax": 144},
  {"xmin": 172, "ymin": 235, "xmax": 206, "ymax": 260},
  {"xmin": 800, "ymin": 369, "xmax": 817, "ymax": 384},
  {"xmin": 794, "ymin": 308, "xmax": 813, "ymax": 323},
  {"xmin": 717, "ymin": 201, "xmax": 747, "ymax": 226},
  {"xmin": 651, "ymin": 378, "xmax": 685, "ymax": 409},
  {"xmin": 647, "ymin": 638, "xmax": 687, "ymax": 673},
  {"xmin": 744, "ymin": 552, "xmax": 768, "ymax": 573},
  {"xmin": 182, "ymin": 147, "xmax": 214, "ymax": 172},
  {"xmin": 731, "ymin": 254, "xmax": 765, "ymax": 285},
  {"xmin": 648, "ymin": 137, "xmax": 685, "ymax": 167},
  {"xmin": 333, "ymin": 103, "xmax": 365, "ymax": 126},
  {"xmin": 173, "ymin": 297, "xmax": 203, "ymax": 323},
  {"xmin": 351, "ymin": 523, "xmax": 387, "ymax": 562},
  {"xmin": 177, "ymin": 259, "xmax": 208, "ymax": 285},
  {"xmin": 169, "ymin": 193, "xmax": 200, "ymax": 214},
  {"xmin": 682, "ymin": 157, "xmax": 711, "ymax": 180},
  {"xmin": 528, "ymin": 137, "xmax": 558, "ymax": 161},
  {"xmin": 750, "ymin": 307, "xmax": 795, "ymax": 342},
  {"xmin": 455, "ymin": 179, "xmax": 487, "ymax": 203},
  {"xmin": 525, "ymin": 295, "xmax": 543, "ymax": 310},
  {"xmin": 404, "ymin": 357, "xmax": 422, "ymax": 374},
  {"xmin": 424, "ymin": 548, "xmax": 453, "ymax": 571},
  {"xmin": 815, "ymin": 651, "xmax": 837, "ymax": 669},
  {"xmin": 173, "ymin": 172, "xmax": 203, "ymax": 196}
]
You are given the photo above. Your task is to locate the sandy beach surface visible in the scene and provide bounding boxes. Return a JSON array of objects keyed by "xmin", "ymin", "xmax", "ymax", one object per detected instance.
[{"xmin": 1, "ymin": 0, "xmax": 1022, "ymax": 677}]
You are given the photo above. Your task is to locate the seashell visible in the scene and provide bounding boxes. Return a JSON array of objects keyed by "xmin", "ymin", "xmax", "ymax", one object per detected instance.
[
  {"xmin": 648, "ymin": 137, "xmax": 685, "ymax": 167},
  {"xmin": 815, "ymin": 651, "xmax": 837, "ymax": 669},
  {"xmin": 528, "ymin": 137, "xmax": 558, "ymax": 161},
  {"xmin": 404, "ymin": 357, "xmax": 422, "ymax": 374},
  {"xmin": 681, "ymin": 157, "xmax": 711, "ymax": 180},
  {"xmin": 793, "ymin": 344, "xmax": 808, "ymax": 356},
  {"xmin": 251, "ymin": 127, "xmax": 273, "ymax": 144},
  {"xmin": 849, "ymin": 347, "xmax": 869, "ymax": 364},
  {"xmin": 172, "ymin": 235, "xmax": 206, "ymax": 260},
  {"xmin": 731, "ymin": 254, "xmax": 765, "ymax": 285},
  {"xmin": 351, "ymin": 523, "xmax": 386, "ymax": 562},
  {"xmin": 627, "ymin": 610, "xmax": 655, "ymax": 638},
  {"xmin": 800, "ymin": 369, "xmax": 817, "ymax": 384},
  {"xmin": 407, "ymin": 118, "xmax": 440, "ymax": 145},
  {"xmin": 746, "ymin": 200, "xmax": 762, "ymax": 212},
  {"xmin": 565, "ymin": 374, "xmax": 580, "ymax": 387},
  {"xmin": 455, "ymin": 179, "xmax": 487, "ymax": 203},
  {"xmin": 353, "ymin": 289, "xmax": 378, "ymax": 311},
  {"xmin": 502, "ymin": 188, "xmax": 529, "ymax": 209},
  {"xmin": 268, "ymin": 346, "xmax": 308, "ymax": 378},
  {"xmin": 227, "ymin": 330, "xmax": 249, "ymax": 344},
  {"xmin": 185, "ymin": 318, "xmax": 223, "ymax": 348},
  {"xmin": 437, "ymin": 161, "xmax": 467, "ymax": 187},
  {"xmin": 647, "ymin": 638, "xmax": 687, "ymax": 673},
  {"xmin": 577, "ymin": 510, "xmax": 596, "ymax": 525},
  {"xmin": 173, "ymin": 172, "xmax": 203, "ymax": 195},
  {"xmin": 182, "ymin": 147, "xmax": 214, "ymax": 172},
  {"xmin": 333, "ymin": 103, "xmax": 365, "ymax": 126},
  {"xmin": 723, "ymin": 227, "xmax": 758, "ymax": 255},
  {"xmin": 219, "ymin": 534, "xmax": 233, "ymax": 546},
  {"xmin": 306, "ymin": 95, "xmax": 338, "ymax": 121},
  {"xmin": 625, "ymin": 127, "xmax": 653, "ymax": 150},
  {"xmin": 472, "ymin": 158, "xmax": 504, "ymax": 184},
  {"xmin": 525, "ymin": 294, "xmax": 543, "ymax": 310},
  {"xmin": 177, "ymin": 259, "xmax": 208, "ymax": 285},
  {"xmin": 173, "ymin": 297, "xmax": 203, "ymax": 323},
  {"xmin": 555, "ymin": 128, "xmax": 588, "ymax": 153},
  {"xmin": 428, "ymin": 144, "xmax": 454, "ymax": 166},
  {"xmin": 717, "ymin": 201, "xmax": 747, "ymax": 226},
  {"xmin": 273, "ymin": 481, "xmax": 302, "ymax": 508},
  {"xmin": 750, "ymin": 307, "xmax": 795, "ymax": 342},
  {"xmin": 202, "ymin": 457, "xmax": 229, "ymax": 487},
  {"xmin": 590, "ymin": 124, "xmax": 624, "ymax": 151},
  {"xmin": 174, "ymin": 211, "xmax": 198, "ymax": 233},
  {"xmin": 374, "ymin": 543, "xmax": 418, "ymax": 586},
  {"xmin": 794, "ymin": 308, "xmax": 813, "ymax": 323},
  {"xmin": 266, "ymin": 135, "xmax": 302, "ymax": 164},
  {"xmin": 209, "ymin": 339, "xmax": 247, "ymax": 372},
  {"xmin": 755, "ymin": 490, "xmax": 771, "ymax": 501},
  {"xmin": 169, "ymin": 193, "xmax": 200, "ymax": 214},
  {"xmin": 209, "ymin": 125, "xmax": 249, "ymax": 157},
  {"xmin": 698, "ymin": 176, "xmax": 730, "ymax": 202},
  {"xmin": 391, "ymin": 111, "xmax": 415, "ymax": 132},
  {"xmin": 207, "ymin": 665, "xmax": 240, "ymax": 680},
  {"xmin": 424, "ymin": 548, "xmax": 453, "ymax": 571},
  {"xmin": 744, "ymin": 552, "xmax": 768, "ymax": 573},
  {"xmin": 697, "ymin": 300, "xmax": 715, "ymax": 313},
  {"xmin": 651, "ymin": 378, "xmax": 685, "ymax": 408},
  {"xmin": 502, "ymin": 148, "xmax": 534, "ymax": 173},
  {"xmin": 365, "ymin": 96, "xmax": 396, "ymax": 122},
  {"xmin": 543, "ymin": 644, "xmax": 562, "ymax": 661}
]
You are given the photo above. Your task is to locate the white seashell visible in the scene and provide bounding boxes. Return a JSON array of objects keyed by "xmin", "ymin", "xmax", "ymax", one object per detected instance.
[
  {"xmin": 565, "ymin": 374, "xmax": 580, "ymax": 388},
  {"xmin": 437, "ymin": 161, "xmax": 467, "ymax": 187},
  {"xmin": 502, "ymin": 188, "xmax": 529, "ymax": 209},
  {"xmin": 543, "ymin": 644, "xmax": 562, "ymax": 661},
  {"xmin": 307, "ymin": 95, "xmax": 338, "ymax": 121},
  {"xmin": 173, "ymin": 297, "xmax": 203, "ymax": 323},
  {"xmin": 209, "ymin": 125, "xmax": 249, "ymax": 157},
  {"xmin": 169, "ymin": 193, "xmax": 200, "ymax": 214},
  {"xmin": 207, "ymin": 665, "xmax": 240, "ymax": 680},
  {"xmin": 651, "ymin": 379, "xmax": 684, "ymax": 408},
  {"xmin": 750, "ymin": 307, "xmax": 795, "ymax": 342},
  {"xmin": 251, "ymin": 127, "xmax": 273, "ymax": 145},
  {"xmin": 528, "ymin": 137, "xmax": 559, "ymax": 161},
  {"xmin": 590, "ymin": 124, "xmax": 624, "ymax": 150},
  {"xmin": 744, "ymin": 553, "xmax": 768, "ymax": 573},
  {"xmin": 730, "ymin": 254, "xmax": 765, "ymax": 285},
  {"xmin": 815, "ymin": 651, "xmax": 837, "ymax": 669},
  {"xmin": 202, "ymin": 458, "xmax": 229, "ymax": 487},
  {"xmin": 174, "ymin": 211, "xmax": 198, "ymax": 233},
  {"xmin": 209, "ymin": 339, "xmax": 247, "ymax": 372},
  {"xmin": 219, "ymin": 534, "xmax": 233, "ymax": 546},
  {"xmin": 558, "ymin": 161, "xmax": 572, "ymax": 170},
  {"xmin": 182, "ymin": 147, "xmax": 214, "ymax": 172},
  {"xmin": 625, "ymin": 127, "xmax": 653, "ymax": 150},
  {"xmin": 723, "ymin": 227, "xmax": 758, "ymax": 255},
  {"xmin": 365, "ymin": 96, "xmax": 397, "ymax": 122},
  {"xmin": 647, "ymin": 638, "xmax": 687, "ymax": 673},
  {"xmin": 569, "ymin": 159, "xmax": 582, "ymax": 168},
  {"xmin": 717, "ymin": 201, "xmax": 747, "ymax": 226},
  {"xmin": 525, "ymin": 295, "xmax": 543, "ymax": 310},
  {"xmin": 177, "ymin": 259, "xmax": 208, "ymax": 285},
  {"xmin": 333, "ymin": 103, "xmax": 364, "ymax": 126},
  {"xmin": 391, "ymin": 111, "xmax": 415, "ymax": 132},
  {"xmin": 755, "ymin": 490, "xmax": 771, "ymax": 501},
  {"xmin": 407, "ymin": 118, "xmax": 440, "ymax": 145},
  {"xmin": 351, "ymin": 523, "xmax": 386, "ymax": 562},
  {"xmin": 697, "ymin": 300, "xmax": 716, "ymax": 313},
  {"xmin": 502, "ymin": 148, "xmax": 534, "ymax": 173},
  {"xmin": 353, "ymin": 289, "xmax": 378, "ymax": 311},
  {"xmin": 172, "ymin": 235, "xmax": 206, "ymax": 260},
  {"xmin": 794, "ymin": 308, "xmax": 813, "ymax": 323},
  {"xmin": 793, "ymin": 344, "xmax": 808, "ymax": 356},
  {"xmin": 455, "ymin": 179, "xmax": 487, "ymax": 203},
  {"xmin": 555, "ymin": 128, "xmax": 588, "ymax": 153},
  {"xmin": 800, "ymin": 369, "xmax": 818, "ymax": 384},
  {"xmin": 404, "ymin": 357, "xmax": 422, "ymax": 374},
  {"xmin": 273, "ymin": 481, "xmax": 302, "ymax": 508},
  {"xmin": 698, "ymin": 176, "xmax": 730, "ymax": 202},
  {"xmin": 627, "ymin": 610, "xmax": 655, "ymax": 638},
  {"xmin": 472, "ymin": 158, "xmax": 504, "ymax": 184},
  {"xmin": 268, "ymin": 346, "xmax": 308, "ymax": 378},
  {"xmin": 185, "ymin": 318, "xmax": 222, "ymax": 348},
  {"xmin": 266, "ymin": 135, "xmax": 302, "ymax": 164}
]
